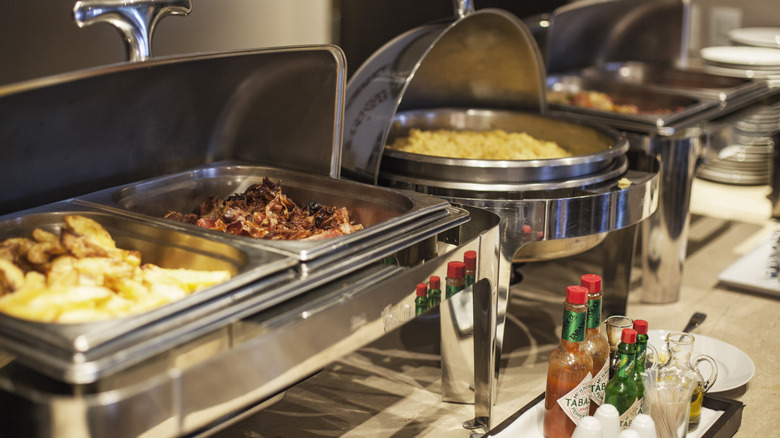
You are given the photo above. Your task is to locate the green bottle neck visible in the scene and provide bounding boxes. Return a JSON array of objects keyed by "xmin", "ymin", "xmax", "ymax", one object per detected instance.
[
  {"xmin": 615, "ymin": 343, "xmax": 637, "ymax": 378},
  {"xmin": 635, "ymin": 335, "xmax": 648, "ymax": 372}
]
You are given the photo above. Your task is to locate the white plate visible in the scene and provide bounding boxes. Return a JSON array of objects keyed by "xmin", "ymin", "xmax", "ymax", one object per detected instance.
[
  {"xmin": 729, "ymin": 27, "xmax": 780, "ymax": 48},
  {"xmin": 700, "ymin": 46, "xmax": 780, "ymax": 67},
  {"xmin": 647, "ymin": 329, "xmax": 755, "ymax": 392}
]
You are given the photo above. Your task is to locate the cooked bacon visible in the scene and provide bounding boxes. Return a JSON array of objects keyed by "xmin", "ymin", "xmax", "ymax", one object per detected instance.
[{"xmin": 165, "ymin": 177, "xmax": 364, "ymax": 240}]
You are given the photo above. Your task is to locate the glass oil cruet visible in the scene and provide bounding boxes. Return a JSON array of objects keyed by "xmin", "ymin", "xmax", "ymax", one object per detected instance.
[{"xmin": 657, "ymin": 331, "xmax": 718, "ymax": 432}]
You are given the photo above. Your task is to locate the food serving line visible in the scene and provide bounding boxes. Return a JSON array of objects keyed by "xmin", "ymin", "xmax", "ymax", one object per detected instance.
[{"xmin": 0, "ymin": 0, "xmax": 777, "ymax": 437}]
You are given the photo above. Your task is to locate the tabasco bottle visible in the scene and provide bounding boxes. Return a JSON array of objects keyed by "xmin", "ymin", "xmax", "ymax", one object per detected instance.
[
  {"xmin": 427, "ymin": 276, "xmax": 441, "ymax": 309},
  {"xmin": 580, "ymin": 274, "xmax": 610, "ymax": 416},
  {"xmin": 632, "ymin": 319, "xmax": 649, "ymax": 413},
  {"xmin": 604, "ymin": 328, "xmax": 639, "ymax": 430},
  {"xmin": 414, "ymin": 283, "xmax": 429, "ymax": 316},
  {"xmin": 543, "ymin": 285, "xmax": 593, "ymax": 438},
  {"xmin": 464, "ymin": 250, "xmax": 477, "ymax": 286},
  {"xmin": 445, "ymin": 261, "xmax": 466, "ymax": 299}
]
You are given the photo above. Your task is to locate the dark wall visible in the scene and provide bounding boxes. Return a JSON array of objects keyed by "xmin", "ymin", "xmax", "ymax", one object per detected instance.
[{"xmin": 335, "ymin": 0, "xmax": 566, "ymax": 77}]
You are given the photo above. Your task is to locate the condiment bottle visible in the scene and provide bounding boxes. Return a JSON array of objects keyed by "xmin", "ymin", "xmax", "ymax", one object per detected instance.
[
  {"xmin": 464, "ymin": 250, "xmax": 477, "ymax": 286},
  {"xmin": 604, "ymin": 328, "xmax": 639, "ymax": 430},
  {"xmin": 427, "ymin": 276, "xmax": 441, "ymax": 309},
  {"xmin": 632, "ymin": 320, "xmax": 649, "ymax": 413},
  {"xmin": 580, "ymin": 274, "xmax": 610, "ymax": 415},
  {"xmin": 414, "ymin": 283, "xmax": 428, "ymax": 316},
  {"xmin": 543, "ymin": 285, "xmax": 593, "ymax": 438},
  {"xmin": 445, "ymin": 261, "xmax": 466, "ymax": 299}
]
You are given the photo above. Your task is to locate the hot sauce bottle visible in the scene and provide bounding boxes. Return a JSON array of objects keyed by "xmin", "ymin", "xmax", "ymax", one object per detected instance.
[
  {"xmin": 414, "ymin": 283, "xmax": 429, "ymax": 316},
  {"xmin": 427, "ymin": 276, "xmax": 441, "ymax": 309},
  {"xmin": 632, "ymin": 319, "xmax": 649, "ymax": 413},
  {"xmin": 580, "ymin": 274, "xmax": 610, "ymax": 416},
  {"xmin": 445, "ymin": 261, "xmax": 466, "ymax": 299},
  {"xmin": 464, "ymin": 250, "xmax": 477, "ymax": 286},
  {"xmin": 604, "ymin": 328, "xmax": 639, "ymax": 430},
  {"xmin": 543, "ymin": 285, "xmax": 593, "ymax": 438}
]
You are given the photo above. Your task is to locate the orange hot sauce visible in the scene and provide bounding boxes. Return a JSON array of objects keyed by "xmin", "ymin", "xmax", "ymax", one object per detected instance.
[{"xmin": 543, "ymin": 285, "xmax": 593, "ymax": 438}]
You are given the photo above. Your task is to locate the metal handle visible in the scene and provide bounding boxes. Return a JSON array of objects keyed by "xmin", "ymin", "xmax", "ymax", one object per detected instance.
[
  {"xmin": 73, "ymin": 0, "xmax": 192, "ymax": 62},
  {"xmin": 453, "ymin": 0, "xmax": 475, "ymax": 18}
]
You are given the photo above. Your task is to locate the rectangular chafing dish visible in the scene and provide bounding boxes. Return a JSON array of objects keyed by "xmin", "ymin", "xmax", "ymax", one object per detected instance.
[
  {"xmin": 0, "ymin": 163, "xmax": 467, "ymax": 384},
  {"xmin": 546, "ymin": 74, "xmax": 718, "ymax": 128},
  {"xmin": 575, "ymin": 61, "xmax": 769, "ymax": 102},
  {"xmin": 0, "ymin": 202, "xmax": 297, "ymax": 381},
  {"xmin": 79, "ymin": 161, "xmax": 453, "ymax": 264}
]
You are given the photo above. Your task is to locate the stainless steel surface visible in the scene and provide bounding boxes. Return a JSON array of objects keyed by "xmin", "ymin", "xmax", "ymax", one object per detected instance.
[
  {"xmin": 578, "ymin": 61, "xmax": 768, "ymax": 102},
  {"xmin": 0, "ymin": 46, "xmax": 346, "ymax": 215},
  {"xmin": 73, "ymin": 0, "xmax": 192, "ymax": 62},
  {"xmin": 342, "ymin": 8, "xmax": 546, "ymax": 184},
  {"xmin": 547, "ymin": 74, "xmax": 717, "ymax": 128},
  {"xmin": 80, "ymin": 161, "xmax": 453, "ymax": 262},
  {"xmin": 382, "ymin": 149, "xmax": 659, "ymax": 430},
  {"xmin": 683, "ymin": 312, "xmax": 707, "ymax": 333},
  {"xmin": 0, "ymin": 202, "xmax": 296, "ymax": 383},
  {"xmin": 545, "ymin": 0, "xmax": 688, "ymax": 73},
  {"xmin": 383, "ymin": 108, "xmax": 629, "ymax": 186},
  {"xmin": 0, "ymin": 205, "xmax": 500, "ymax": 438}
]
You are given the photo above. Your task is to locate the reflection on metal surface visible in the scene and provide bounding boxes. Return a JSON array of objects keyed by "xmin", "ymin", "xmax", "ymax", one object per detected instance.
[{"xmin": 73, "ymin": 0, "xmax": 192, "ymax": 62}]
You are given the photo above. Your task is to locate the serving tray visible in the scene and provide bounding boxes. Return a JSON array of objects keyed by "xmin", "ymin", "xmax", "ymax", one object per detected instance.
[{"xmin": 487, "ymin": 392, "xmax": 744, "ymax": 438}]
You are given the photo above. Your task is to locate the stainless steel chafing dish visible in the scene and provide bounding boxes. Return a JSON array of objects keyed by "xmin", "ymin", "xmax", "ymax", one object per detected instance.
[
  {"xmin": 0, "ymin": 33, "xmax": 503, "ymax": 438},
  {"xmin": 542, "ymin": 0, "xmax": 778, "ymax": 304},
  {"xmin": 341, "ymin": 1, "xmax": 660, "ymax": 431}
]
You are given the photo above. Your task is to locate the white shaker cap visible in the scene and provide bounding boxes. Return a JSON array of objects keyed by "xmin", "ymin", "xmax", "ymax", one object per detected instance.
[{"xmin": 594, "ymin": 403, "xmax": 621, "ymax": 438}]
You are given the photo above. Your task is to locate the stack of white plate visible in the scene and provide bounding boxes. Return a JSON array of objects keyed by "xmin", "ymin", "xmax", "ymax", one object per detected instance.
[
  {"xmin": 699, "ymin": 28, "xmax": 780, "ymax": 79},
  {"xmin": 698, "ymin": 100, "xmax": 780, "ymax": 185},
  {"xmin": 697, "ymin": 28, "xmax": 780, "ymax": 185}
]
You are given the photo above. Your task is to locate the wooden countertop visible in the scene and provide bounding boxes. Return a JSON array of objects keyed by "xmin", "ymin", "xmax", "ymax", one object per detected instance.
[{"xmin": 214, "ymin": 178, "xmax": 778, "ymax": 437}]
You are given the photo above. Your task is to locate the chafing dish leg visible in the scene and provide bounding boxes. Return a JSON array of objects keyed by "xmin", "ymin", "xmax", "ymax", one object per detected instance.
[
  {"xmin": 635, "ymin": 134, "xmax": 703, "ymax": 303},
  {"xmin": 600, "ymin": 224, "xmax": 639, "ymax": 318}
]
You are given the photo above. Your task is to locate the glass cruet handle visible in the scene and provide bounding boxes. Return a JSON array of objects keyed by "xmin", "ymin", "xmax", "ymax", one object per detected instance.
[
  {"xmin": 644, "ymin": 343, "xmax": 661, "ymax": 370},
  {"xmin": 693, "ymin": 354, "xmax": 719, "ymax": 393},
  {"xmin": 73, "ymin": 0, "xmax": 192, "ymax": 62}
]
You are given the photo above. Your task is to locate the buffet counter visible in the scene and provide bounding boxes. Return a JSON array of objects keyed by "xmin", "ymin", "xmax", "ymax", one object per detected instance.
[{"xmin": 213, "ymin": 177, "xmax": 777, "ymax": 437}]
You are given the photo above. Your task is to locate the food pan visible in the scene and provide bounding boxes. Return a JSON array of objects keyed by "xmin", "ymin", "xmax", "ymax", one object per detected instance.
[
  {"xmin": 546, "ymin": 74, "xmax": 718, "ymax": 128},
  {"xmin": 577, "ymin": 61, "xmax": 769, "ymax": 102},
  {"xmin": 0, "ymin": 202, "xmax": 296, "ymax": 356},
  {"xmin": 79, "ymin": 161, "xmax": 453, "ymax": 262},
  {"xmin": 381, "ymin": 108, "xmax": 629, "ymax": 187}
]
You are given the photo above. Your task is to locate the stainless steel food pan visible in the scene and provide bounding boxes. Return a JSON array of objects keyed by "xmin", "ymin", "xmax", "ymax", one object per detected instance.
[
  {"xmin": 546, "ymin": 74, "xmax": 718, "ymax": 128},
  {"xmin": 381, "ymin": 108, "xmax": 629, "ymax": 186},
  {"xmin": 577, "ymin": 61, "xmax": 769, "ymax": 102},
  {"xmin": 79, "ymin": 161, "xmax": 452, "ymax": 262},
  {"xmin": 0, "ymin": 202, "xmax": 296, "ymax": 369}
]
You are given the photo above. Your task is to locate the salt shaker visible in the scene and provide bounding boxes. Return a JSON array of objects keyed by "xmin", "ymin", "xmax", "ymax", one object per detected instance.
[
  {"xmin": 594, "ymin": 403, "xmax": 621, "ymax": 438},
  {"xmin": 572, "ymin": 416, "xmax": 603, "ymax": 438},
  {"xmin": 630, "ymin": 413, "xmax": 658, "ymax": 438}
]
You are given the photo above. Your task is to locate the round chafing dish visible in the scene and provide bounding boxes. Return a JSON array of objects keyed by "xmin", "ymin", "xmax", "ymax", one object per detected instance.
[{"xmin": 381, "ymin": 108, "xmax": 629, "ymax": 192}]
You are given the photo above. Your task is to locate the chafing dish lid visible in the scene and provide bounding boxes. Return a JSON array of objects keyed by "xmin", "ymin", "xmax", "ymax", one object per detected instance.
[{"xmin": 341, "ymin": 7, "xmax": 547, "ymax": 184}]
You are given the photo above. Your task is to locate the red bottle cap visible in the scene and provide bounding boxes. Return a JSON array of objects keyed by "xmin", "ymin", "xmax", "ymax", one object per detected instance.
[
  {"xmin": 447, "ymin": 261, "xmax": 466, "ymax": 279},
  {"xmin": 633, "ymin": 319, "xmax": 649, "ymax": 335},
  {"xmin": 416, "ymin": 283, "xmax": 428, "ymax": 297},
  {"xmin": 429, "ymin": 276, "xmax": 440, "ymax": 289},
  {"xmin": 464, "ymin": 250, "xmax": 477, "ymax": 269},
  {"xmin": 580, "ymin": 274, "xmax": 602, "ymax": 293},
  {"xmin": 621, "ymin": 328, "xmax": 637, "ymax": 344},
  {"xmin": 565, "ymin": 285, "xmax": 588, "ymax": 305}
]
